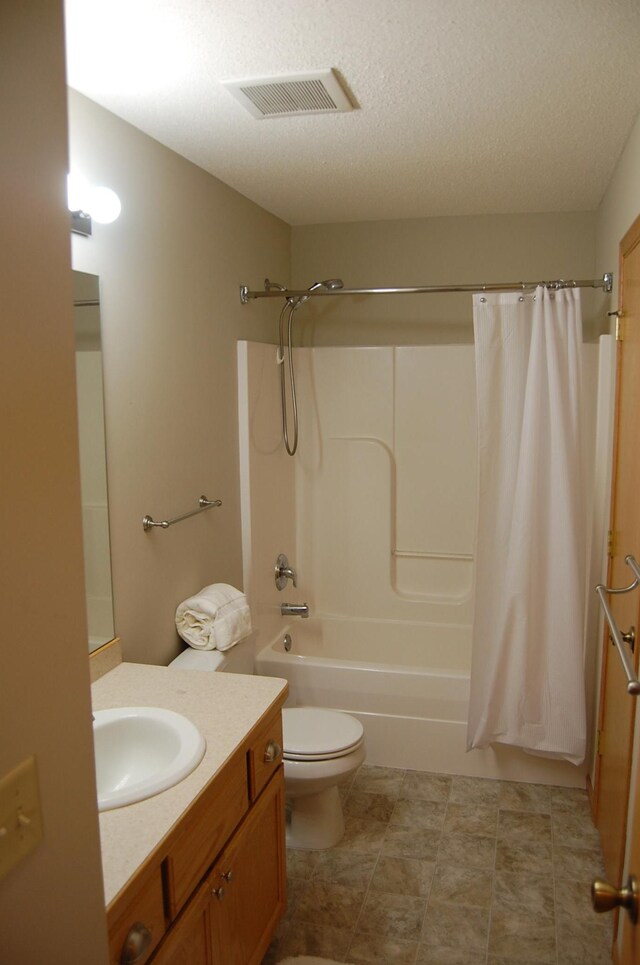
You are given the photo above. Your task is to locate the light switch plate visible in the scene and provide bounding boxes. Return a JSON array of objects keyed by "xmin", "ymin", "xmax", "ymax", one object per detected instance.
[{"xmin": 0, "ymin": 755, "xmax": 44, "ymax": 881}]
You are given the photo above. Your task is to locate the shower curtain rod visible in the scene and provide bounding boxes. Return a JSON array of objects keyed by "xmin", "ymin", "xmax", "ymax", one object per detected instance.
[{"xmin": 240, "ymin": 272, "xmax": 613, "ymax": 303}]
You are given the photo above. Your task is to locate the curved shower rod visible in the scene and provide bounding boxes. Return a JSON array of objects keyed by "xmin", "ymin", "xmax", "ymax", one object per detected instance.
[{"xmin": 240, "ymin": 272, "xmax": 613, "ymax": 304}]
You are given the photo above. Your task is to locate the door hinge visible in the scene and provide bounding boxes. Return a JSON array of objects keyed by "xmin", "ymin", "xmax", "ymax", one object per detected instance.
[
  {"xmin": 608, "ymin": 530, "xmax": 618, "ymax": 558},
  {"xmin": 597, "ymin": 729, "xmax": 604, "ymax": 757},
  {"xmin": 616, "ymin": 313, "xmax": 625, "ymax": 342}
]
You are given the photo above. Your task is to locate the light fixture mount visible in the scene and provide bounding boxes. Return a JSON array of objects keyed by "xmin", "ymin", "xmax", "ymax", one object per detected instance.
[{"xmin": 70, "ymin": 210, "xmax": 92, "ymax": 237}]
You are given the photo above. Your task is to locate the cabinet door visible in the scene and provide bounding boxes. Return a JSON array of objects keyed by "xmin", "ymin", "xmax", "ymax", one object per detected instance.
[
  {"xmin": 151, "ymin": 876, "xmax": 213, "ymax": 965},
  {"xmin": 210, "ymin": 767, "xmax": 286, "ymax": 965}
]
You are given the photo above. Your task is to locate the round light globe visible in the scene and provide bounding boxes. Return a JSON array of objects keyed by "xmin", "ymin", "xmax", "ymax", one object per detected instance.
[{"xmin": 90, "ymin": 186, "xmax": 122, "ymax": 224}]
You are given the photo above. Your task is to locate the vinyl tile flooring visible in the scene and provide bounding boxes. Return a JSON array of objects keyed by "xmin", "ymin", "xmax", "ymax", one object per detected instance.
[{"xmin": 262, "ymin": 765, "xmax": 613, "ymax": 965}]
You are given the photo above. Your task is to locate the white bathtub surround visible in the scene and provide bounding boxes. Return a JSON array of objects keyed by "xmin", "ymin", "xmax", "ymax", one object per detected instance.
[
  {"xmin": 175, "ymin": 583, "xmax": 252, "ymax": 651},
  {"xmin": 240, "ymin": 340, "xmax": 604, "ymax": 785},
  {"xmin": 468, "ymin": 288, "xmax": 587, "ymax": 764},
  {"xmin": 256, "ymin": 619, "xmax": 586, "ymax": 787}
]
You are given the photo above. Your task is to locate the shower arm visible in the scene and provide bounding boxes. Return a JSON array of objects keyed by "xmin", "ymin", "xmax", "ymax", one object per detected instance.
[{"xmin": 240, "ymin": 273, "xmax": 613, "ymax": 303}]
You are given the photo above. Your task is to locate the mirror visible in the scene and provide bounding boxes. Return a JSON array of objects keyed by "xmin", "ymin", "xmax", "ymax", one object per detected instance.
[{"xmin": 73, "ymin": 270, "xmax": 115, "ymax": 651}]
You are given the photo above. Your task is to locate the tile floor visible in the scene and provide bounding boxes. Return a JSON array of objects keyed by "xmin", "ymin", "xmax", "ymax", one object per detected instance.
[{"xmin": 263, "ymin": 765, "xmax": 613, "ymax": 965}]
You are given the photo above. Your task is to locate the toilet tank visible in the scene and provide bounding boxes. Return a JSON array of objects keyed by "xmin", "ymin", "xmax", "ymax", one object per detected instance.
[{"xmin": 169, "ymin": 631, "xmax": 256, "ymax": 675}]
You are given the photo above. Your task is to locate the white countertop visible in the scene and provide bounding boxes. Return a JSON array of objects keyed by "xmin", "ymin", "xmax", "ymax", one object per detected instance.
[{"xmin": 91, "ymin": 663, "xmax": 287, "ymax": 907}]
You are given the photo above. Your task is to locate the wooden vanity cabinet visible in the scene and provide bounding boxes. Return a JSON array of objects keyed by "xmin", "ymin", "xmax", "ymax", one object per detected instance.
[
  {"xmin": 209, "ymin": 767, "xmax": 285, "ymax": 964},
  {"xmin": 108, "ymin": 703, "xmax": 287, "ymax": 965},
  {"xmin": 154, "ymin": 769, "xmax": 285, "ymax": 965}
]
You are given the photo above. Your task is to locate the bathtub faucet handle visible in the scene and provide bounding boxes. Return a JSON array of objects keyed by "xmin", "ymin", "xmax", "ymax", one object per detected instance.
[{"xmin": 275, "ymin": 553, "xmax": 297, "ymax": 590}]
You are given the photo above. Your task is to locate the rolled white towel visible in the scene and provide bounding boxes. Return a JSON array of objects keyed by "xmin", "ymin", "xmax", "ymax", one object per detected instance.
[{"xmin": 175, "ymin": 584, "xmax": 252, "ymax": 651}]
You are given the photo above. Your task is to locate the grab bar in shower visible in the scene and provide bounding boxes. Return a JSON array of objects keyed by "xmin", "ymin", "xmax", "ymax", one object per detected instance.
[
  {"xmin": 142, "ymin": 495, "xmax": 222, "ymax": 532},
  {"xmin": 596, "ymin": 555, "xmax": 640, "ymax": 696}
]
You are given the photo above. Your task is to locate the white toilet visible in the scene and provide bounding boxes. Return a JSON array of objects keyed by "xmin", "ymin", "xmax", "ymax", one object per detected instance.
[
  {"xmin": 282, "ymin": 706, "xmax": 365, "ymax": 850},
  {"xmin": 169, "ymin": 641, "xmax": 365, "ymax": 850}
]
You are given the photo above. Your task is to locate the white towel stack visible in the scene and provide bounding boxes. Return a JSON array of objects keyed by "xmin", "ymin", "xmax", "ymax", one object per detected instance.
[{"xmin": 175, "ymin": 583, "xmax": 252, "ymax": 651}]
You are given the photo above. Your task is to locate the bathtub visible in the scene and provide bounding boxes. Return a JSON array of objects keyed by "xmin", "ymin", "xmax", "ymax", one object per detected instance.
[{"xmin": 255, "ymin": 616, "xmax": 585, "ymax": 787}]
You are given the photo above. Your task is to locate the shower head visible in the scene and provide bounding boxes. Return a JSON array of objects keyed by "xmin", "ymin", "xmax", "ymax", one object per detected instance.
[
  {"xmin": 289, "ymin": 277, "xmax": 345, "ymax": 312},
  {"xmin": 308, "ymin": 278, "xmax": 344, "ymax": 291},
  {"xmin": 279, "ymin": 276, "xmax": 344, "ymax": 457}
]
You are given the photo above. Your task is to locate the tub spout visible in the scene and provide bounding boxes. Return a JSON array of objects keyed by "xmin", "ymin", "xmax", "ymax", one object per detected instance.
[{"xmin": 281, "ymin": 603, "xmax": 309, "ymax": 619}]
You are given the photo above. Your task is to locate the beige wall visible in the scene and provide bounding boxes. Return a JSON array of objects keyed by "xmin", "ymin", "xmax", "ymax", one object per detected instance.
[
  {"xmin": 596, "ymin": 108, "xmax": 640, "ymax": 305},
  {"xmin": 69, "ymin": 92, "xmax": 290, "ymax": 666},
  {"xmin": 0, "ymin": 3, "xmax": 108, "ymax": 961},
  {"xmin": 291, "ymin": 211, "xmax": 601, "ymax": 344}
]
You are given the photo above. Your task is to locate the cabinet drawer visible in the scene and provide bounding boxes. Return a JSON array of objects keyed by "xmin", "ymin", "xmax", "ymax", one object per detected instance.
[
  {"xmin": 165, "ymin": 747, "xmax": 249, "ymax": 917},
  {"xmin": 247, "ymin": 709, "xmax": 283, "ymax": 801},
  {"xmin": 108, "ymin": 869, "xmax": 165, "ymax": 965}
]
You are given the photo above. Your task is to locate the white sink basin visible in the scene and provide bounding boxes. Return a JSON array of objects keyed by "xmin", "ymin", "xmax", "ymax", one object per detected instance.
[{"xmin": 93, "ymin": 707, "xmax": 206, "ymax": 811}]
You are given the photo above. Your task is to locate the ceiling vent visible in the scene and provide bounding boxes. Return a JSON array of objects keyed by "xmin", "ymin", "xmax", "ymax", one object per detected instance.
[{"xmin": 222, "ymin": 69, "xmax": 353, "ymax": 119}]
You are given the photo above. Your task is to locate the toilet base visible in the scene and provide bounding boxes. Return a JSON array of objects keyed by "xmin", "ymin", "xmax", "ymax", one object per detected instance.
[{"xmin": 286, "ymin": 785, "xmax": 345, "ymax": 850}]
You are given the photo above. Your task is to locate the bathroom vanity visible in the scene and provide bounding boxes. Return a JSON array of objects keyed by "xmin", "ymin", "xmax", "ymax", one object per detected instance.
[{"xmin": 91, "ymin": 662, "xmax": 288, "ymax": 965}]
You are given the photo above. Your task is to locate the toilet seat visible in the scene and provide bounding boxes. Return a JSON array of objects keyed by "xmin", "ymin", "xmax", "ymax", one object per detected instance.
[{"xmin": 282, "ymin": 707, "xmax": 364, "ymax": 762}]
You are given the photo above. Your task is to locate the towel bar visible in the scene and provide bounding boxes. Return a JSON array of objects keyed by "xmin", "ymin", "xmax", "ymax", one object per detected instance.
[
  {"xmin": 596, "ymin": 555, "xmax": 640, "ymax": 697},
  {"xmin": 143, "ymin": 495, "xmax": 222, "ymax": 532}
]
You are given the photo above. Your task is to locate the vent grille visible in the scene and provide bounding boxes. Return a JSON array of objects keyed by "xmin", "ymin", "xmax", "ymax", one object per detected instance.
[
  {"xmin": 222, "ymin": 69, "xmax": 353, "ymax": 119},
  {"xmin": 242, "ymin": 79, "xmax": 337, "ymax": 116}
]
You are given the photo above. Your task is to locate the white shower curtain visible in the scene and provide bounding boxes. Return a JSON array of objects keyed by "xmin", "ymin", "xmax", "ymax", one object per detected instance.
[{"xmin": 467, "ymin": 287, "xmax": 587, "ymax": 764}]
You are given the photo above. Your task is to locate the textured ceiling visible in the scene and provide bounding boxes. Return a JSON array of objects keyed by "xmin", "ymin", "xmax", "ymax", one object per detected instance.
[{"xmin": 64, "ymin": 0, "xmax": 640, "ymax": 226}]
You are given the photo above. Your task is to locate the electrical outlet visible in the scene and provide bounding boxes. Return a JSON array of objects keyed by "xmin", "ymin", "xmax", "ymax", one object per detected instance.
[{"xmin": 0, "ymin": 755, "xmax": 44, "ymax": 881}]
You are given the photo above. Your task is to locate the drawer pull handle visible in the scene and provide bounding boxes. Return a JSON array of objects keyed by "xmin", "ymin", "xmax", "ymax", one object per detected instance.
[
  {"xmin": 212, "ymin": 886, "xmax": 225, "ymax": 901},
  {"xmin": 221, "ymin": 869, "xmax": 234, "ymax": 882},
  {"xmin": 121, "ymin": 922, "xmax": 152, "ymax": 964},
  {"xmin": 264, "ymin": 740, "xmax": 282, "ymax": 763}
]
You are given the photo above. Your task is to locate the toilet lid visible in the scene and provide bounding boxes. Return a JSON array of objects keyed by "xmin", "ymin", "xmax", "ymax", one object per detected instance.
[{"xmin": 282, "ymin": 707, "xmax": 364, "ymax": 761}]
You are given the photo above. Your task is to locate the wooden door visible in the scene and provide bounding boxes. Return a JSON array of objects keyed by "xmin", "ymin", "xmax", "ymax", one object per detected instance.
[
  {"xmin": 621, "ymin": 758, "xmax": 640, "ymax": 963},
  {"xmin": 594, "ymin": 213, "xmax": 640, "ymax": 945},
  {"xmin": 617, "ymin": 217, "xmax": 640, "ymax": 964}
]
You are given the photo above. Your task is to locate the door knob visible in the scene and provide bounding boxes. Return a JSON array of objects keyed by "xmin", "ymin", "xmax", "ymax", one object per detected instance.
[
  {"xmin": 592, "ymin": 875, "xmax": 639, "ymax": 923},
  {"xmin": 622, "ymin": 626, "xmax": 636, "ymax": 652},
  {"xmin": 610, "ymin": 626, "xmax": 636, "ymax": 652}
]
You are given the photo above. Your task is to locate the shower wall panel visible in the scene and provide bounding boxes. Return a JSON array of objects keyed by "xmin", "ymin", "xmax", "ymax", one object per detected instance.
[
  {"xmin": 237, "ymin": 341, "xmax": 297, "ymax": 646},
  {"xmin": 394, "ymin": 347, "xmax": 476, "ymax": 602},
  {"xmin": 239, "ymin": 339, "xmax": 606, "ymax": 703},
  {"xmin": 294, "ymin": 345, "xmax": 476, "ymax": 627}
]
